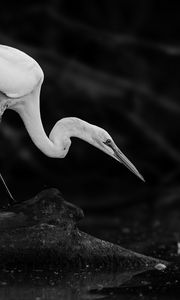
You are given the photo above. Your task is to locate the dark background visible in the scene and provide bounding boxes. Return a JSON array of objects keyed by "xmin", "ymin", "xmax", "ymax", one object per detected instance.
[{"xmin": 0, "ymin": 0, "xmax": 179, "ymax": 209}]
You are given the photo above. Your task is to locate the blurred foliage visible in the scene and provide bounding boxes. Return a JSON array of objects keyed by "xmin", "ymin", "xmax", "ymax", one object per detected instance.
[{"xmin": 0, "ymin": 0, "xmax": 179, "ymax": 207}]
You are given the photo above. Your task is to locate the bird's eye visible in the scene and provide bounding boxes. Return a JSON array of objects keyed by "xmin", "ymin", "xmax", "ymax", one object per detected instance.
[{"xmin": 104, "ymin": 139, "xmax": 112, "ymax": 145}]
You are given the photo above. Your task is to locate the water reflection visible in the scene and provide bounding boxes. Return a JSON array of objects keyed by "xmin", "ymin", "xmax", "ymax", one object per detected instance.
[
  {"xmin": 0, "ymin": 263, "xmax": 179, "ymax": 300},
  {"xmin": 0, "ymin": 267, "xmax": 166, "ymax": 300}
]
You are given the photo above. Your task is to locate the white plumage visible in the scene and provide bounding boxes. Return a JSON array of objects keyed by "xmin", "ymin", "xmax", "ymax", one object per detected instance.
[{"xmin": 0, "ymin": 44, "xmax": 144, "ymax": 201}]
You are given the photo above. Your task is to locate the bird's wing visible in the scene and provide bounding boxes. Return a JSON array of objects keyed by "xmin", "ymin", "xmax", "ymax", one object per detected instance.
[{"xmin": 0, "ymin": 45, "xmax": 44, "ymax": 98}]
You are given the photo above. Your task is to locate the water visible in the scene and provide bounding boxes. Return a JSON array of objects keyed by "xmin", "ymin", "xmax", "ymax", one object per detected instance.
[
  {"xmin": 0, "ymin": 264, "xmax": 179, "ymax": 299},
  {"xmin": 0, "ymin": 201, "xmax": 180, "ymax": 299}
]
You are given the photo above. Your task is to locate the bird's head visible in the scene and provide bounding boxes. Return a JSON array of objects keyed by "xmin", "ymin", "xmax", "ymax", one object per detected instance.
[
  {"xmin": 89, "ymin": 125, "xmax": 144, "ymax": 181},
  {"xmin": 50, "ymin": 118, "xmax": 144, "ymax": 181}
]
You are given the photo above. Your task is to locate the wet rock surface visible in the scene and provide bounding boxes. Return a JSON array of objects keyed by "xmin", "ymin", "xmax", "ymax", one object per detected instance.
[{"xmin": 0, "ymin": 188, "xmax": 167, "ymax": 271}]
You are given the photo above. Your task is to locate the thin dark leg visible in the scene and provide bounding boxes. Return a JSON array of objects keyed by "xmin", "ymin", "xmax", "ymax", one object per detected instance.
[{"xmin": 0, "ymin": 172, "xmax": 15, "ymax": 202}]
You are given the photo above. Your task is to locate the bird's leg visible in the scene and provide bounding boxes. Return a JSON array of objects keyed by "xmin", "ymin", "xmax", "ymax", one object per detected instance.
[
  {"xmin": 0, "ymin": 172, "xmax": 15, "ymax": 202},
  {"xmin": 0, "ymin": 103, "xmax": 15, "ymax": 202}
]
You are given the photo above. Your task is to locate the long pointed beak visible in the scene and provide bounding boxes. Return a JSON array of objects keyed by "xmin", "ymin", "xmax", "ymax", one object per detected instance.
[{"xmin": 110, "ymin": 143, "xmax": 145, "ymax": 182}]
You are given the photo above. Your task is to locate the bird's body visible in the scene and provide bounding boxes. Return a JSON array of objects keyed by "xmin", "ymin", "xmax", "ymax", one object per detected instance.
[
  {"xmin": 0, "ymin": 44, "xmax": 144, "ymax": 200},
  {"xmin": 0, "ymin": 45, "xmax": 43, "ymax": 98}
]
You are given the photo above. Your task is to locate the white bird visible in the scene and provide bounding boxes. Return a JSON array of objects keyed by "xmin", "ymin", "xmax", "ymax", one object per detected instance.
[{"xmin": 0, "ymin": 44, "xmax": 144, "ymax": 201}]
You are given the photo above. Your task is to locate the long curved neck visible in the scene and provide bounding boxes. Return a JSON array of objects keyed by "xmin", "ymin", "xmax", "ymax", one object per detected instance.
[
  {"xmin": 11, "ymin": 88, "xmax": 95, "ymax": 157},
  {"xmin": 11, "ymin": 87, "xmax": 59, "ymax": 157},
  {"xmin": 49, "ymin": 117, "xmax": 94, "ymax": 145}
]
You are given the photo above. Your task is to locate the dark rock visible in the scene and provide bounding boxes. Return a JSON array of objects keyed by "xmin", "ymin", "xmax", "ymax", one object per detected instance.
[{"xmin": 0, "ymin": 188, "xmax": 169, "ymax": 270}]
